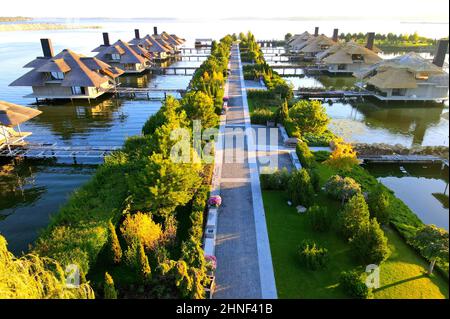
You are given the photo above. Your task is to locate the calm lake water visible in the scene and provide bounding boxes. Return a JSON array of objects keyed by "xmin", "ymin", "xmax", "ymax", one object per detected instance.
[
  {"xmin": 0, "ymin": 18, "xmax": 449, "ymax": 253},
  {"xmin": 365, "ymin": 163, "xmax": 449, "ymax": 230}
]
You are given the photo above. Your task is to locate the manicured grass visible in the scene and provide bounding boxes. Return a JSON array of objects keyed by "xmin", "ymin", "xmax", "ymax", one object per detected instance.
[
  {"xmin": 262, "ymin": 190, "xmax": 449, "ymax": 299},
  {"xmin": 247, "ymin": 96, "xmax": 279, "ymax": 113}
]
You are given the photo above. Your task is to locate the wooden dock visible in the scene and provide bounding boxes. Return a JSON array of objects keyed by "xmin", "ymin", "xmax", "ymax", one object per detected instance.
[
  {"xmin": 149, "ymin": 66, "xmax": 199, "ymax": 75},
  {"xmin": 180, "ymin": 48, "xmax": 211, "ymax": 54},
  {"xmin": 360, "ymin": 154, "xmax": 447, "ymax": 165},
  {"xmin": 294, "ymin": 90, "xmax": 373, "ymax": 98},
  {"xmin": 0, "ymin": 144, "xmax": 121, "ymax": 161},
  {"xmin": 115, "ymin": 87, "xmax": 187, "ymax": 99}
]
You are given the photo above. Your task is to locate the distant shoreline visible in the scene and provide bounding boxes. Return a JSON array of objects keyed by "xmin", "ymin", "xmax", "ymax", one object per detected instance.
[
  {"xmin": 0, "ymin": 23, "xmax": 102, "ymax": 32},
  {"xmin": 0, "ymin": 16, "xmax": 32, "ymax": 22}
]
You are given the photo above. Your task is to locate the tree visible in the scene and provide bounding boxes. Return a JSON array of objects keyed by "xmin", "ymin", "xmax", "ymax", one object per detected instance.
[
  {"xmin": 368, "ymin": 186, "xmax": 390, "ymax": 225},
  {"xmin": 341, "ymin": 193, "xmax": 370, "ymax": 240},
  {"xmin": 128, "ymin": 153, "xmax": 202, "ymax": 217},
  {"xmin": 182, "ymin": 91, "xmax": 219, "ymax": 129},
  {"xmin": 285, "ymin": 33, "xmax": 293, "ymax": 41},
  {"xmin": 351, "ymin": 218, "xmax": 391, "ymax": 264},
  {"xmin": 0, "ymin": 235, "xmax": 94, "ymax": 299},
  {"xmin": 288, "ymin": 100, "xmax": 329, "ymax": 135},
  {"xmin": 324, "ymin": 175, "xmax": 361, "ymax": 204},
  {"xmin": 104, "ymin": 272, "xmax": 117, "ymax": 299},
  {"xmin": 413, "ymin": 225, "xmax": 449, "ymax": 275},
  {"xmin": 325, "ymin": 138, "xmax": 359, "ymax": 171},
  {"xmin": 278, "ymin": 99, "xmax": 289, "ymax": 124},
  {"xmin": 108, "ymin": 220, "xmax": 122, "ymax": 265},
  {"xmin": 287, "ymin": 169, "xmax": 314, "ymax": 207},
  {"xmin": 120, "ymin": 212, "xmax": 162, "ymax": 251},
  {"xmin": 137, "ymin": 242, "xmax": 152, "ymax": 281}
]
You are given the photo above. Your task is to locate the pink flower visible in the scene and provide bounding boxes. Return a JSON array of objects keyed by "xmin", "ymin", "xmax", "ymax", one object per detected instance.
[
  {"xmin": 205, "ymin": 255, "xmax": 217, "ymax": 270},
  {"xmin": 208, "ymin": 195, "xmax": 222, "ymax": 207}
]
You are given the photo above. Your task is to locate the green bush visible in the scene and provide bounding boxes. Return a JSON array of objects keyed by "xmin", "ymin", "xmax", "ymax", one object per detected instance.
[
  {"xmin": 339, "ymin": 270, "xmax": 372, "ymax": 299},
  {"xmin": 251, "ymin": 108, "xmax": 275, "ymax": 125},
  {"xmin": 308, "ymin": 168, "xmax": 321, "ymax": 192},
  {"xmin": 313, "ymin": 151, "xmax": 331, "ymax": 163},
  {"xmin": 287, "ymin": 169, "xmax": 314, "ymax": 207},
  {"xmin": 288, "ymin": 100, "xmax": 330, "ymax": 135},
  {"xmin": 298, "ymin": 240, "xmax": 329, "ymax": 270},
  {"xmin": 260, "ymin": 168, "xmax": 290, "ymax": 190},
  {"xmin": 340, "ymin": 193, "xmax": 370, "ymax": 240},
  {"xmin": 296, "ymin": 140, "xmax": 314, "ymax": 168},
  {"xmin": 351, "ymin": 218, "xmax": 391, "ymax": 265},
  {"xmin": 303, "ymin": 131, "xmax": 335, "ymax": 147},
  {"xmin": 308, "ymin": 206, "xmax": 332, "ymax": 232},
  {"xmin": 324, "ymin": 175, "xmax": 361, "ymax": 203},
  {"xmin": 368, "ymin": 186, "xmax": 391, "ymax": 225}
]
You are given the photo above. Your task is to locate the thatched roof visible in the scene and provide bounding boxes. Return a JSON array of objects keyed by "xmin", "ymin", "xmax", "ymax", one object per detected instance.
[
  {"xmin": 95, "ymin": 40, "xmax": 148, "ymax": 65},
  {"xmin": 300, "ymin": 35, "xmax": 336, "ymax": 53},
  {"xmin": 161, "ymin": 31, "xmax": 183, "ymax": 46},
  {"xmin": 141, "ymin": 35, "xmax": 171, "ymax": 53},
  {"xmin": 0, "ymin": 101, "xmax": 42, "ymax": 127},
  {"xmin": 367, "ymin": 68, "xmax": 418, "ymax": 89},
  {"xmin": 10, "ymin": 49, "xmax": 123, "ymax": 88},
  {"xmin": 288, "ymin": 32, "xmax": 312, "ymax": 46},
  {"xmin": 319, "ymin": 41, "xmax": 382, "ymax": 65},
  {"xmin": 355, "ymin": 52, "xmax": 446, "ymax": 79}
]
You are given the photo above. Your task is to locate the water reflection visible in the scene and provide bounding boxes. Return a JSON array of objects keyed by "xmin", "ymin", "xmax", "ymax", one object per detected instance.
[
  {"xmin": 325, "ymin": 100, "xmax": 448, "ymax": 147},
  {"xmin": 366, "ymin": 163, "xmax": 449, "ymax": 230}
]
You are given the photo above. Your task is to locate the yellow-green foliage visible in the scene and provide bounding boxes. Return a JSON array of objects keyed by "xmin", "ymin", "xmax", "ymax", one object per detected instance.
[
  {"xmin": 120, "ymin": 212, "xmax": 162, "ymax": 251},
  {"xmin": 325, "ymin": 138, "xmax": 359, "ymax": 171},
  {"xmin": 104, "ymin": 272, "xmax": 117, "ymax": 299},
  {"xmin": 108, "ymin": 221, "xmax": 122, "ymax": 264},
  {"xmin": 0, "ymin": 235, "xmax": 94, "ymax": 299}
]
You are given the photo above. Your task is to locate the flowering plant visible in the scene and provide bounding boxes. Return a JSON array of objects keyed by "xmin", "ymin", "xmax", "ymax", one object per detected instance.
[
  {"xmin": 223, "ymin": 96, "xmax": 229, "ymax": 102},
  {"xmin": 205, "ymin": 255, "xmax": 217, "ymax": 271},
  {"xmin": 208, "ymin": 195, "xmax": 222, "ymax": 207}
]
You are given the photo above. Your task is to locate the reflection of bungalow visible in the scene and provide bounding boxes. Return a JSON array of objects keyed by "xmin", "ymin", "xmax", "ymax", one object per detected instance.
[
  {"xmin": 93, "ymin": 33, "xmax": 151, "ymax": 74},
  {"xmin": 299, "ymin": 35, "xmax": 337, "ymax": 60},
  {"xmin": 0, "ymin": 100, "xmax": 42, "ymax": 153},
  {"xmin": 317, "ymin": 41, "xmax": 382, "ymax": 74},
  {"xmin": 355, "ymin": 43, "xmax": 449, "ymax": 102},
  {"xmin": 10, "ymin": 39, "xmax": 123, "ymax": 101}
]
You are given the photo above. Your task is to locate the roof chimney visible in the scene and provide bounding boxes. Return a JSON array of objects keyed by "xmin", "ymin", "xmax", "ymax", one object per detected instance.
[
  {"xmin": 366, "ymin": 32, "xmax": 375, "ymax": 50},
  {"xmin": 332, "ymin": 29, "xmax": 339, "ymax": 42},
  {"xmin": 103, "ymin": 33, "xmax": 110, "ymax": 46},
  {"xmin": 153, "ymin": 26, "xmax": 158, "ymax": 36},
  {"xmin": 433, "ymin": 39, "xmax": 449, "ymax": 68},
  {"xmin": 314, "ymin": 27, "xmax": 319, "ymax": 37},
  {"xmin": 40, "ymin": 39, "xmax": 54, "ymax": 58},
  {"xmin": 135, "ymin": 29, "xmax": 140, "ymax": 39}
]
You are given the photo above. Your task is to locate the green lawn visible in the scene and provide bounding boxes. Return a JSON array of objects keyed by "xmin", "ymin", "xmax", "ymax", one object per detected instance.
[{"xmin": 262, "ymin": 190, "xmax": 449, "ymax": 299}]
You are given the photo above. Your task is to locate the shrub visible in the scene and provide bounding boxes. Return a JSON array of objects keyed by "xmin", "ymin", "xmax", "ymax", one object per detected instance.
[
  {"xmin": 182, "ymin": 91, "xmax": 219, "ymax": 129},
  {"xmin": 313, "ymin": 151, "xmax": 331, "ymax": 163},
  {"xmin": 303, "ymin": 131, "xmax": 335, "ymax": 147},
  {"xmin": 340, "ymin": 193, "xmax": 370, "ymax": 240},
  {"xmin": 325, "ymin": 139, "xmax": 359, "ymax": 171},
  {"xmin": 296, "ymin": 140, "xmax": 314, "ymax": 168},
  {"xmin": 108, "ymin": 220, "xmax": 122, "ymax": 265},
  {"xmin": 339, "ymin": 270, "xmax": 372, "ymax": 299},
  {"xmin": 298, "ymin": 240, "xmax": 329, "ymax": 270},
  {"xmin": 104, "ymin": 272, "xmax": 117, "ymax": 299},
  {"xmin": 309, "ymin": 168, "xmax": 321, "ymax": 192},
  {"xmin": 251, "ymin": 108, "xmax": 275, "ymax": 125},
  {"xmin": 287, "ymin": 169, "xmax": 314, "ymax": 207},
  {"xmin": 308, "ymin": 206, "xmax": 332, "ymax": 232},
  {"xmin": 288, "ymin": 100, "xmax": 329, "ymax": 135},
  {"xmin": 351, "ymin": 218, "xmax": 391, "ymax": 265},
  {"xmin": 368, "ymin": 186, "xmax": 391, "ymax": 225},
  {"xmin": 260, "ymin": 168, "xmax": 290, "ymax": 190},
  {"xmin": 120, "ymin": 213, "xmax": 162, "ymax": 251},
  {"xmin": 324, "ymin": 175, "xmax": 361, "ymax": 203}
]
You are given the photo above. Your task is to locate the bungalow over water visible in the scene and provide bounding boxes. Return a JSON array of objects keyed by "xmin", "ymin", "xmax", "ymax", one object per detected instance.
[
  {"xmin": 354, "ymin": 40, "xmax": 449, "ymax": 102},
  {"xmin": 0, "ymin": 100, "xmax": 42, "ymax": 154},
  {"xmin": 316, "ymin": 38, "xmax": 382, "ymax": 74},
  {"xmin": 288, "ymin": 31, "xmax": 314, "ymax": 52},
  {"xmin": 10, "ymin": 39, "xmax": 124, "ymax": 101},
  {"xmin": 93, "ymin": 33, "xmax": 151, "ymax": 74},
  {"xmin": 129, "ymin": 28, "xmax": 185, "ymax": 61},
  {"xmin": 299, "ymin": 33, "xmax": 337, "ymax": 60}
]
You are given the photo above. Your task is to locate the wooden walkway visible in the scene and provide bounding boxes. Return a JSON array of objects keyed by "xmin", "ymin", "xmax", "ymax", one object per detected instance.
[
  {"xmin": 115, "ymin": 87, "xmax": 187, "ymax": 99},
  {"xmin": 360, "ymin": 154, "xmax": 448, "ymax": 165},
  {"xmin": 0, "ymin": 144, "xmax": 120, "ymax": 160},
  {"xmin": 295, "ymin": 90, "xmax": 373, "ymax": 98}
]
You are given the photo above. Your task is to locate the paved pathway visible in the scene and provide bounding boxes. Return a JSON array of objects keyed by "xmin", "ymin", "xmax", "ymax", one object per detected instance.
[{"xmin": 214, "ymin": 44, "xmax": 277, "ymax": 299}]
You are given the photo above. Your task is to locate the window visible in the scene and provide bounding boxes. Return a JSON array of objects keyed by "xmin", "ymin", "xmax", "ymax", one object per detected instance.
[
  {"xmin": 50, "ymin": 72, "xmax": 64, "ymax": 80},
  {"xmin": 111, "ymin": 54, "xmax": 121, "ymax": 61},
  {"xmin": 416, "ymin": 72, "xmax": 429, "ymax": 80},
  {"xmin": 71, "ymin": 87, "xmax": 85, "ymax": 95},
  {"xmin": 392, "ymin": 88, "xmax": 407, "ymax": 96},
  {"xmin": 338, "ymin": 64, "xmax": 347, "ymax": 70},
  {"xmin": 351, "ymin": 54, "xmax": 364, "ymax": 62}
]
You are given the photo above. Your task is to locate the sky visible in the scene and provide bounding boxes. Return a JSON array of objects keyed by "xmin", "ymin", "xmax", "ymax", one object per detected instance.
[{"xmin": 2, "ymin": 0, "xmax": 449, "ymax": 21}]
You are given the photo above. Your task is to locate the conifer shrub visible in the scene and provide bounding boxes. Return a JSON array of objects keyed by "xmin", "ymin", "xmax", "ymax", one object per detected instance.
[{"xmin": 298, "ymin": 240, "xmax": 329, "ymax": 270}]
